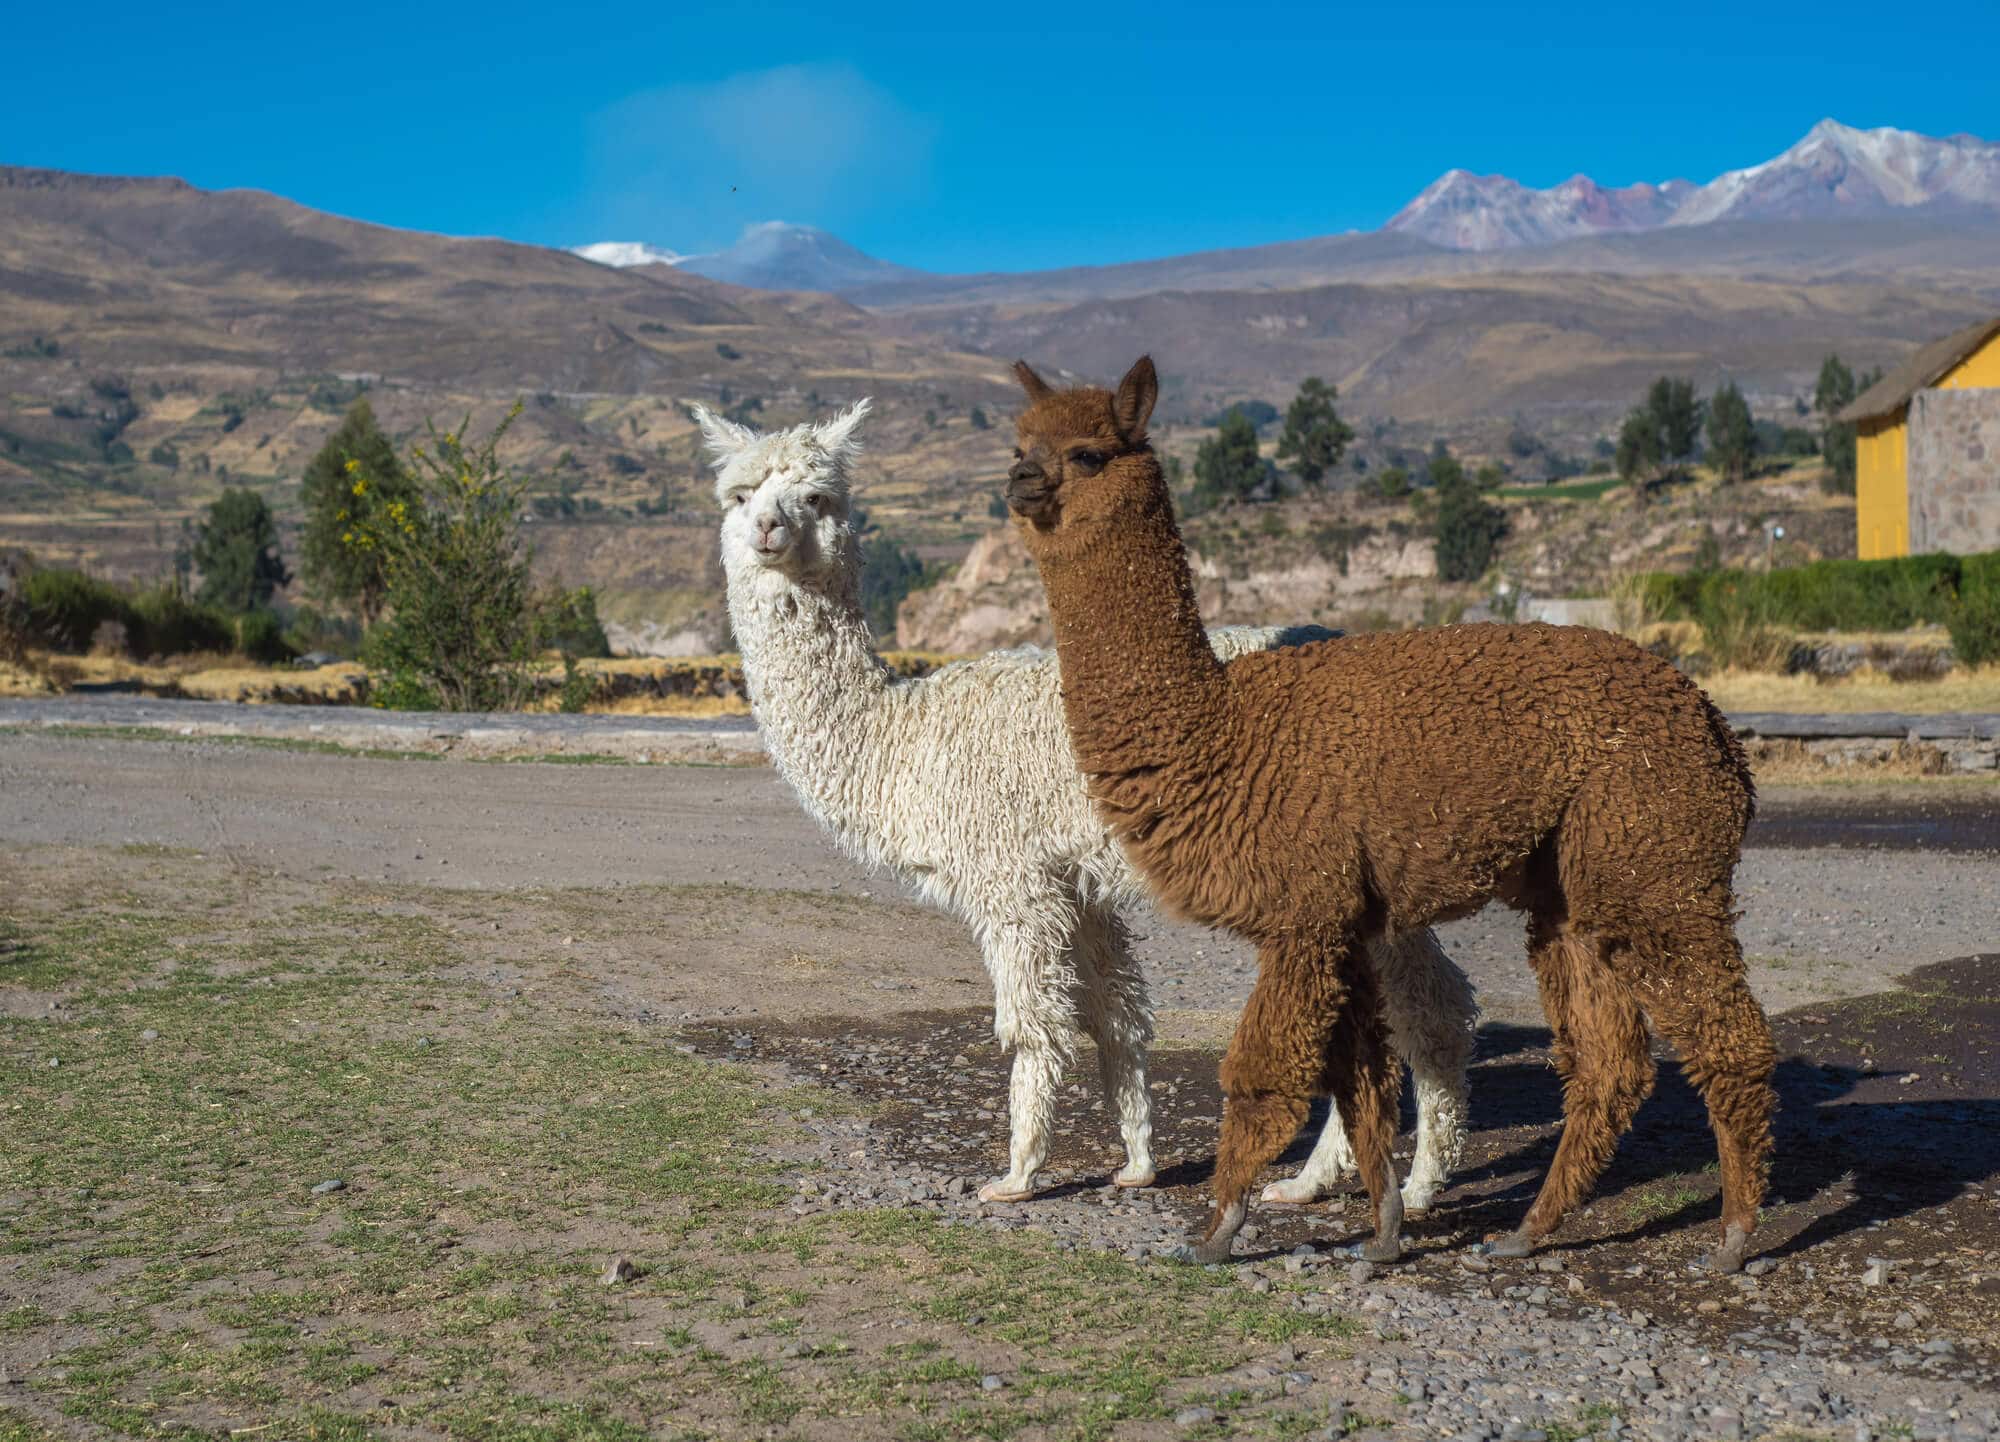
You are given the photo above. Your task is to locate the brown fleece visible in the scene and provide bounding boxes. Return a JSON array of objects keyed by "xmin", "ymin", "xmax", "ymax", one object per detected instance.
[{"xmin": 1004, "ymin": 356, "xmax": 1776, "ymax": 1268}]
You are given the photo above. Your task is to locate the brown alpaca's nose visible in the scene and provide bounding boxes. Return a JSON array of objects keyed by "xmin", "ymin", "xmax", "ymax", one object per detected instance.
[{"xmin": 1006, "ymin": 460, "xmax": 1056, "ymax": 520}]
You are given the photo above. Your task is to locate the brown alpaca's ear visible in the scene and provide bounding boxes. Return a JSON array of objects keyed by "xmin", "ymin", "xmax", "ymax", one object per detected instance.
[
  {"xmin": 1013, "ymin": 360, "xmax": 1054, "ymax": 403},
  {"xmin": 1113, "ymin": 356, "xmax": 1157, "ymax": 443}
]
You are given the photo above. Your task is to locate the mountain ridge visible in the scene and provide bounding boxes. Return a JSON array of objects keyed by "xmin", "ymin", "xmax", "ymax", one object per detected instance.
[{"xmin": 575, "ymin": 119, "xmax": 2000, "ymax": 293}]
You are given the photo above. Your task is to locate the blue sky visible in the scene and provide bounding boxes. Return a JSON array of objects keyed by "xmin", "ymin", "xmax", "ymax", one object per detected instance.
[{"xmin": 6, "ymin": 1, "xmax": 1996, "ymax": 274}]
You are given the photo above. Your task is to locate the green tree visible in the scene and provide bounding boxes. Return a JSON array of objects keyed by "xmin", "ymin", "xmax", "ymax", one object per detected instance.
[
  {"xmin": 1812, "ymin": 355, "xmax": 1881, "ymax": 495},
  {"xmin": 1649, "ymin": 377, "xmax": 1704, "ymax": 464},
  {"xmin": 1706, "ymin": 381, "xmax": 1757, "ymax": 484},
  {"xmin": 1813, "ymin": 354, "xmax": 1856, "ymax": 420},
  {"xmin": 1616, "ymin": 377, "xmax": 1704, "ymax": 501},
  {"xmin": 1614, "ymin": 411, "xmax": 1659, "ymax": 486},
  {"xmin": 193, "ymin": 488, "xmax": 288, "ymax": 613},
  {"xmin": 1432, "ymin": 464, "xmax": 1509, "ymax": 583},
  {"xmin": 1193, "ymin": 407, "xmax": 1272, "ymax": 504},
  {"xmin": 1274, "ymin": 377, "xmax": 1354, "ymax": 487},
  {"xmin": 300, "ymin": 400, "xmax": 413, "ymax": 619}
]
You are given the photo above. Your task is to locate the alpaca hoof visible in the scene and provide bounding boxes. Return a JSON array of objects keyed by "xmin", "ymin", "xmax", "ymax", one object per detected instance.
[
  {"xmin": 1399, "ymin": 1183, "xmax": 1436, "ymax": 1217},
  {"xmin": 1359, "ymin": 1234, "xmax": 1404, "ymax": 1264},
  {"xmin": 1181, "ymin": 1199, "xmax": 1247, "ymax": 1264},
  {"xmin": 1485, "ymin": 1230, "xmax": 1535, "ymax": 1259},
  {"xmin": 977, "ymin": 1177, "xmax": 1035, "ymax": 1203},
  {"xmin": 1705, "ymin": 1222, "xmax": 1751, "ymax": 1275},
  {"xmin": 1184, "ymin": 1232, "xmax": 1237, "ymax": 1265},
  {"xmin": 1260, "ymin": 1176, "xmax": 1327, "ymax": 1205},
  {"xmin": 1112, "ymin": 1164, "xmax": 1156, "ymax": 1190}
]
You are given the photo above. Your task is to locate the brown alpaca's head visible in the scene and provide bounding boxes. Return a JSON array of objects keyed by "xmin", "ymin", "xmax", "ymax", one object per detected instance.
[{"xmin": 1006, "ymin": 355, "xmax": 1159, "ymax": 535}]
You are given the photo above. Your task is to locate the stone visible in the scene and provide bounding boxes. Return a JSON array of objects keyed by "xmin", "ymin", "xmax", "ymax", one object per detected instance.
[
  {"xmin": 1348, "ymin": 1260, "xmax": 1376, "ymax": 1285},
  {"xmin": 981, "ymin": 1374, "xmax": 1005, "ymax": 1392},
  {"xmin": 311, "ymin": 1179, "xmax": 346, "ymax": 1195},
  {"xmin": 1174, "ymin": 1406, "xmax": 1217, "ymax": 1428},
  {"xmin": 601, "ymin": 1255, "xmax": 640, "ymax": 1285},
  {"xmin": 140, "ymin": 1029, "xmax": 159, "ymax": 1042}
]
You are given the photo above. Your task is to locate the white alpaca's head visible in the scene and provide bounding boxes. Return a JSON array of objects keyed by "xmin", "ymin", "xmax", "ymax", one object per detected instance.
[{"xmin": 699, "ymin": 400, "xmax": 872, "ymax": 591}]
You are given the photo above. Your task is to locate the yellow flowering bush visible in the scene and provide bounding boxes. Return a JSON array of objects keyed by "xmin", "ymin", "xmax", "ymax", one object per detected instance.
[{"xmin": 342, "ymin": 404, "xmax": 545, "ymax": 710}]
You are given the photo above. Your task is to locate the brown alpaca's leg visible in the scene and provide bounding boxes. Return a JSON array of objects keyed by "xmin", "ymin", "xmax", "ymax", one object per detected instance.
[
  {"xmin": 1608, "ymin": 912, "xmax": 1776, "ymax": 1273},
  {"xmin": 1192, "ymin": 936, "xmax": 1400, "ymax": 1264},
  {"xmin": 1490, "ymin": 919, "xmax": 1653, "ymax": 1259},
  {"xmin": 1319, "ymin": 948, "xmax": 1405, "ymax": 1262}
]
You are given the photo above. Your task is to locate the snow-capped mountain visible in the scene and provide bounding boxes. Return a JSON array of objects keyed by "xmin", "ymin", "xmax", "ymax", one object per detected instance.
[
  {"xmin": 570, "ymin": 223, "xmax": 926, "ymax": 294},
  {"xmin": 1388, "ymin": 120, "xmax": 2000, "ymax": 252},
  {"xmin": 1667, "ymin": 118, "xmax": 2000, "ymax": 227},
  {"xmin": 570, "ymin": 240, "xmax": 686, "ymax": 268},
  {"xmin": 1385, "ymin": 172, "xmax": 1694, "ymax": 250}
]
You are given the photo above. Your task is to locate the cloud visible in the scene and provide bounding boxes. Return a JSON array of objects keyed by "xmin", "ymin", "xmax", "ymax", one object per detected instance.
[{"xmin": 580, "ymin": 63, "xmax": 933, "ymax": 250}]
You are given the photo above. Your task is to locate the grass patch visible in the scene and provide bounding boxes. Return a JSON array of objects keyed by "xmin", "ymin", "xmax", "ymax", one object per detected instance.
[{"xmin": 0, "ymin": 851, "xmax": 1367, "ymax": 1441}]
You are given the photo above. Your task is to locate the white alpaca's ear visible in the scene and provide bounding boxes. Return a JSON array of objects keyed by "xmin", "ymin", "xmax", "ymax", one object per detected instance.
[
  {"xmin": 814, "ymin": 398, "xmax": 872, "ymax": 464},
  {"xmin": 692, "ymin": 405, "xmax": 758, "ymax": 468}
]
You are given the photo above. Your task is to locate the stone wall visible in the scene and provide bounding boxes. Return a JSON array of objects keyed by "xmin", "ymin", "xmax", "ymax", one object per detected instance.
[{"xmin": 1908, "ymin": 387, "xmax": 2000, "ymax": 554}]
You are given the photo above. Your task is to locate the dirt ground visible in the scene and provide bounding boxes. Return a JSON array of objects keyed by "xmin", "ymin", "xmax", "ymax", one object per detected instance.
[{"xmin": 2, "ymin": 736, "xmax": 1998, "ymax": 1440}]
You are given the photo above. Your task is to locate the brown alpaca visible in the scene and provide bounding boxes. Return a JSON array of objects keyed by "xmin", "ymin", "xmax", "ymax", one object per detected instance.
[{"xmin": 1004, "ymin": 355, "xmax": 1776, "ymax": 1272}]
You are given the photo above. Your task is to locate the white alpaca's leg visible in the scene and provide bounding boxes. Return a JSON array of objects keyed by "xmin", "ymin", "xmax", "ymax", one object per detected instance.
[
  {"xmin": 1075, "ymin": 906, "xmax": 1156, "ymax": 1188},
  {"xmin": 1369, "ymin": 928, "xmax": 1476, "ymax": 1214},
  {"xmin": 1260, "ymin": 1099, "xmax": 1359, "ymax": 1203},
  {"xmin": 977, "ymin": 914, "xmax": 1080, "ymax": 1203}
]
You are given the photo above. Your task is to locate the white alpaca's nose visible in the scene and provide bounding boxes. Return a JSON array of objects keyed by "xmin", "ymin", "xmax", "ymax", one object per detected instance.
[{"xmin": 754, "ymin": 514, "xmax": 791, "ymax": 556}]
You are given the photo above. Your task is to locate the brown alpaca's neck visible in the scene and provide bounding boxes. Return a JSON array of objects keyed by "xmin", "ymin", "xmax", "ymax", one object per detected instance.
[{"xmin": 1033, "ymin": 460, "xmax": 1230, "ymax": 791}]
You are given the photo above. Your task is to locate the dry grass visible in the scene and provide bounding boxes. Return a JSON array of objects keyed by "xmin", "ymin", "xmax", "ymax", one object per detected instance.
[{"xmin": 1703, "ymin": 666, "xmax": 2000, "ymax": 715}]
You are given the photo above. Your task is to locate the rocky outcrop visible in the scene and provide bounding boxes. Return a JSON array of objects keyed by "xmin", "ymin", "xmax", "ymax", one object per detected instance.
[
  {"xmin": 897, "ymin": 525, "xmax": 1441, "ymax": 654},
  {"xmin": 896, "ymin": 527, "xmax": 1054, "ymax": 652}
]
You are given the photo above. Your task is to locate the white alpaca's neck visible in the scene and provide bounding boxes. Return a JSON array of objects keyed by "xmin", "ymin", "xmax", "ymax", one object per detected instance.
[{"xmin": 726, "ymin": 552, "xmax": 897, "ymax": 840}]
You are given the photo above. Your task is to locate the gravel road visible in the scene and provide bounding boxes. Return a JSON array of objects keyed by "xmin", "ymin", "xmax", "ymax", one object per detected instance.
[{"xmin": 4, "ymin": 728, "xmax": 1998, "ymax": 1440}]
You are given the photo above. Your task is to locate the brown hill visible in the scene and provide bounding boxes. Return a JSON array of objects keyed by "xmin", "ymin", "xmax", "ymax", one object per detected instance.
[
  {"xmin": 890, "ymin": 270, "xmax": 1998, "ymax": 436},
  {"xmin": 0, "ymin": 166, "xmax": 1019, "ymax": 579}
]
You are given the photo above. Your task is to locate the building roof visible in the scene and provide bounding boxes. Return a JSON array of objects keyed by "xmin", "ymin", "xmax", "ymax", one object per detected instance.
[{"xmin": 1839, "ymin": 314, "xmax": 2000, "ymax": 424}]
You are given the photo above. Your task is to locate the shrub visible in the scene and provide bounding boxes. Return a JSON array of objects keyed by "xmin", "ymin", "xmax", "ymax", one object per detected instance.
[
  {"xmin": 538, "ymin": 586, "xmax": 610, "ymax": 660},
  {"xmin": 349, "ymin": 404, "xmax": 548, "ymax": 712},
  {"xmin": 21, "ymin": 569, "xmax": 130, "ymax": 653},
  {"xmin": 1691, "ymin": 572, "xmax": 1802, "ymax": 672},
  {"xmin": 127, "ymin": 586, "xmax": 233, "ymax": 658},
  {"xmin": 856, "ymin": 514, "xmax": 934, "ymax": 639},
  {"xmin": 236, "ymin": 608, "xmax": 295, "ymax": 664},
  {"xmin": 301, "ymin": 399, "xmax": 412, "ymax": 621},
  {"xmin": 1948, "ymin": 588, "xmax": 2000, "ymax": 667},
  {"xmin": 193, "ymin": 488, "xmax": 289, "ymax": 613},
  {"xmin": 1642, "ymin": 553, "xmax": 1973, "ymax": 634},
  {"xmin": 1951, "ymin": 552, "xmax": 2000, "ymax": 665}
]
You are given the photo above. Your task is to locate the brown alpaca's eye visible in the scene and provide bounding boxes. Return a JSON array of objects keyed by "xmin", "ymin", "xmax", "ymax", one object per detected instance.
[{"xmin": 1069, "ymin": 450, "xmax": 1106, "ymax": 473}]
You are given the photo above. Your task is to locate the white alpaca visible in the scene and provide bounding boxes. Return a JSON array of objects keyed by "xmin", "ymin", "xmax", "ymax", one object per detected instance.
[{"xmin": 702, "ymin": 401, "xmax": 1476, "ymax": 1208}]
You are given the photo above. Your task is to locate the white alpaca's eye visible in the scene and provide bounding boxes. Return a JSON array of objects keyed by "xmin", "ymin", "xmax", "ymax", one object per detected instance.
[
  {"xmin": 805, "ymin": 494, "xmax": 826, "ymax": 515},
  {"xmin": 730, "ymin": 492, "xmax": 749, "ymax": 508}
]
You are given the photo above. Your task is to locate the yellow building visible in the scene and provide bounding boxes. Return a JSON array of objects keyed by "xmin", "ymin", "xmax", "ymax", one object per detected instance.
[{"xmin": 1841, "ymin": 315, "xmax": 2000, "ymax": 559}]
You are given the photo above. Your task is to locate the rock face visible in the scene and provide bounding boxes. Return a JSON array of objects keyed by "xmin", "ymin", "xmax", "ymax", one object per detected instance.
[
  {"xmin": 895, "ymin": 527, "xmax": 1053, "ymax": 653},
  {"xmin": 894, "ymin": 525, "xmax": 1439, "ymax": 655}
]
